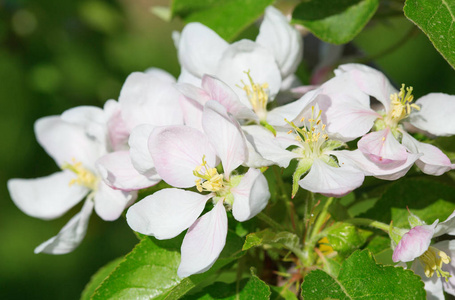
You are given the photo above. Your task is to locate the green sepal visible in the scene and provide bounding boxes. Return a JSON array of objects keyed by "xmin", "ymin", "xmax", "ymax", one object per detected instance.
[
  {"xmin": 408, "ymin": 210, "xmax": 425, "ymax": 228},
  {"xmin": 260, "ymin": 119, "xmax": 277, "ymax": 136},
  {"xmin": 292, "ymin": 158, "xmax": 313, "ymax": 198}
]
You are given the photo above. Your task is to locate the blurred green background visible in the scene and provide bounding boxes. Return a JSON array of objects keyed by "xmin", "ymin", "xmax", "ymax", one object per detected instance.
[{"xmin": 0, "ymin": 0, "xmax": 454, "ymax": 299}]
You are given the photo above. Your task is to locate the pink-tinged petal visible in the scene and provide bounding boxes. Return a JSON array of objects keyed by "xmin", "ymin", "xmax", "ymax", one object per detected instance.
[
  {"xmin": 202, "ymin": 101, "xmax": 247, "ymax": 177},
  {"xmin": 216, "ymin": 40, "xmax": 282, "ymax": 106},
  {"xmin": 179, "ymin": 95, "xmax": 204, "ymax": 130},
  {"xmin": 267, "ymin": 89, "xmax": 319, "ymax": 127},
  {"xmin": 410, "ymin": 93, "xmax": 455, "ymax": 136},
  {"xmin": 436, "ymin": 240, "xmax": 455, "ymax": 297},
  {"xmin": 35, "ymin": 116, "xmax": 106, "ymax": 169},
  {"xmin": 178, "ymin": 23, "xmax": 228, "ymax": 78},
  {"xmin": 298, "ymin": 158, "xmax": 365, "ymax": 197},
  {"xmin": 392, "ymin": 221, "xmax": 438, "ymax": 262},
  {"xmin": 401, "ymin": 131, "xmax": 454, "ymax": 176},
  {"xmin": 231, "ymin": 168, "xmax": 270, "ymax": 222},
  {"xmin": 334, "ymin": 149, "xmax": 421, "ymax": 180},
  {"xmin": 119, "ymin": 72, "xmax": 183, "ymax": 129},
  {"xmin": 94, "ymin": 180, "xmax": 137, "ymax": 221},
  {"xmin": 61, "ymin": 105, "xmax": 107, "ymax": 145},
  {"xmin": 34, "ymin": 199, "xmax": 94, "ymax": 254},
  {"xmin": 129, "ymin": 124, "xmax": 156, "ymax": 175},
  {"xmin": 96, "ymin": 151, "xmax": 160, "ymax": 191},
  {"xmin": 202, "ymin": 75, "xmax": 257, "ymax": 121},
  {"xmin": 176, "ymin": 83, "xmax": 211, "ymax": 106},
  {"xmin": 242, "ymin": 125, "xmax": 299, "ymax": 168},
  {"xmin": 177, "ymin": 200, "xmax": 227, "ymax": 278},
  {"xmin": 358, "ymin": 128, "xmax": 408, "ymax": 168},
  {"xmin": 411, "ymin": 260, "xmax": 445, "ymax": 300},
  {"xmin": 434, "ymin": 210, "xmax": 455, "ymax": 237},
  {"xmin": 318, "ymin": 93, "xmax": 379, "ymax": 142},
  {"xmin": 335, "ymin": 64, "xmax": 397, "ymax": 111},
  {"xmin": 149, "ymin": 125, "xmax": 217, "ymax": 188},
  {"xmin": 104, "ymin": 100, "xmax": 130, "ymax": 151},
  {"xmin": 127, "ymin": 189, "xmax": 211, "ymax": 240},
  {"xmin": 256, "ymin": 6, "xmax": 302, "ymax": 79},
  {"xmin": 7, "ymin": 171, "xmax": 88, "ymax": 220}
]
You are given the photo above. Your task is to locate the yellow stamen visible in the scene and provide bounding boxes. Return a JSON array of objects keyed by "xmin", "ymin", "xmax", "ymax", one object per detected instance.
[
  {"xmin": 419, "ymin": 246, "xmax": 452, "ymax": 282},
  {"xmin": 239, "ymin": 70, "xmax": 269, "ymax": 120},
  {"xmin": 61, "ymin": 159, "xmax": 98, "ymax": 190},
  {"xmin": 193, "ymin": 156, "xmax": 224, "ymax": 193},
  {"xmin": 388, "ymin": 84, "xmax": 420, "ymax": 123}
]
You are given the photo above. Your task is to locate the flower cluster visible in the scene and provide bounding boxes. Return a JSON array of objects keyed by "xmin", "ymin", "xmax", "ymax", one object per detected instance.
[{"xmin": 7, "ymin": 5, "xmax": 455, "ymax": 297}]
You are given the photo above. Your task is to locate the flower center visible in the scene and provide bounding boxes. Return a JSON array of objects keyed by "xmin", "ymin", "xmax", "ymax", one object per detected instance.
[
  {"xmin": 379, "ymin": 84, "xmax": 420, "ymax": 128},
  {"xmin": 61, "ymin": 159, "xmax": 98, "ymax": 190},
  {"xmin": 239, "ymin": 70, "xmax": 269, "ymax": 121},
  {"xmin": 419, "ymin": 246, "xmax": 452, "ymax": 281},
  {"xmin": 193, "ymin": 156, "xmax": 224, "ymax": 193},
  {"xmin": 285, "ymin": 106, "xmax": 335, "ymax": 159}
]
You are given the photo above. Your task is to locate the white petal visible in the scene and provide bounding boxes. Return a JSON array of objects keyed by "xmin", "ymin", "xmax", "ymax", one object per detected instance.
[
  {"xmin": 144, "ymin": 67, "xmax": 176, "ymax": 84},
  {"xmin": 267, "ymin": 89, "xmax": 319, "ymax": 127},
  {"xmin": 149, "ymin": 125, "xmax": 217, "ymax": 188},
  {"xmin": 334, "ymin": 149, "xmax": 421, "ymax": 180},
  {"xmin": 128, "ymin": 125, "xmax": 155, "ymax": 176},
  {"xmin": 178, "ymin": 22, "xmax": 228, "ymax": 78},
  {"xmin": 358, "ymin": 128, "xmax": 409, "ymax": 168},
  {"xmin": 256, "ymin": 6, "xmax": 303, "ymax": 79},
  {"xmin": 298, "ymin": 158, "xmax": 364, "ymax": 197},
  {"xmin": 177, "ymin": 200, "xmax": 227, "ymax": 278},
  {"xmin": 175, "ymin": 82, "xmax": 211, "ymax": 106},
  {"xmin": 436, "ymin": 240, "xmax": 455, "ymax": 297},
  {"xmin": 177, "ymin": 66, "xmax": 203, "ymax": 86},
  {"xmin": 179, "ymin": 94, "xmax": 204, "ymax": 130},
  {"xmin": 126, "ymin": 188, "xmax": 211, "ymax": 239},
  {"xmin": 119, "ymin": 72, "xmax": 183, "ymax": 129},
  {"xmin": 231, "ymin": 168, "xmax": 270, "ymax": 222},
  {"xmin": 434, "ymin": 210, "xmax": 455, "ymax": 237},
  {"xmin": 216, "ymin": 40, "xmax": 282, "ymax": 105},
  {"xmin": 96, "ymin": 151, "xmax": 160, "ymax": 191},
  {"xmin": 242, "ymin": 125, "xmax": 299, "ymax": 168},
  {"xmin": 94, "ymin": 180, "xmax": 137, "ymax": 221},
  {"xmin": 35, "ymin": 116, "xmax": 106, "ymax": 169},
  {"xmin": 202, "ymin": 101, "xmax": 247, "ymax": 177},
  {"xmin": 7, "ymin": 171, "xmax": 88, "ymax": 220},
  {"xmin": 34, "ymin": 199, "xmax": 94, "ymax": 254},
  {"xmin": 409, "ymin": 93, "xmax": 455, "ymax": 136},
  {"xmin": 401, "ymin": 131, "xmax": 454, "ymax": 176},
  {"xmin": 61, "ymin": 105, "xmax": 107, "ymax": 145},
  {"xmin": 202, "ymin": 75, "xmax": 257, "ymax": 121},
  {"xmin": 335, "ymin": 63, "xmax": 397, "ymax": 111}
]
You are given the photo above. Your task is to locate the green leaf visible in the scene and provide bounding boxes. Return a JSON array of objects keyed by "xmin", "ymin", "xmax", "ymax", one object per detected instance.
[
  {"xmin": 243, "ymin": 229, "xmax": 300, "ymax": 252},
  {"xmin": 301, "ymin": 250, "xmax": 426, "ymax": 299},
  {"xmin": 404, "ymin": 0, "xmax": 455, "ymax": 69},
  {"xmin": 184, "ymin": 273, "xmax": 271, "ymax": 299},
  {"xmin": 81, "ymin": 257, "xmax": 123, "ymax": 300},
  {"xmin": 361, "ymin": 178, "xmax": 455, "ymax": 228},
  {"xmin": 325, "ymin": 222, "xmax": 372, "ymax": 257},
  {"xmin": 92, "ymin": 231, "xmax": 244, "ymax": 299},
  {"xmin": 170, "ymin": 0, "xmax": 274, "ymax": 41},
  {"xmin": 292, "ymin": 0, "xmax": 379, "ymax": 44}
]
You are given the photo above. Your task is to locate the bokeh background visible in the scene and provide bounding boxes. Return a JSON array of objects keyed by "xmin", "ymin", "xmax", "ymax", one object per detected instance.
[{"xmin": 1, "ymin": 0, "xmax": 454, "ymax": 299}]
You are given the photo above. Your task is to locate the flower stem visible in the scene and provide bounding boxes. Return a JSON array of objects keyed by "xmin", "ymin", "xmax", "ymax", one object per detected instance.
[
  {"xmin": 311, "ymin": 197, "xmax": 334, "ymax": 239},
  {"xmin": 272, "ymin": 166, "xmax": 298, "ymax": 232},
  {"xmin": 257, "ymin": 212, "xmax": 286, "ymax": 231},
  {"xmin": 343, "ymin": 218, "xmax": 390, "ymax": 232}
]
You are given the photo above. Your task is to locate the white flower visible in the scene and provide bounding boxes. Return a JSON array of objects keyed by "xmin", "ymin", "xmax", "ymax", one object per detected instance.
[
  {"xmin": 7, "ymin": 105, "xmax": 136, "ymax": 254},
  {"xmin": 126, "ymin": 101, "xmax": 270, "ymax": 277}
]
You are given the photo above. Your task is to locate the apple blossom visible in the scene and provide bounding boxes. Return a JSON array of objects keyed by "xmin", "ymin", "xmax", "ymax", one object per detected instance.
[
  {"xmin": 126, "ymin": 100, "xmax": 270, "ymax": 277},
  {"xmin": 7, "ymin": 105, "xmax": 136, "ymax": 254},
  {"xmin": 392, "ymin": 211, "xmax": 455, "ymax": 299},
  {"xmin": 319, "ymin": 64, "xmax": 455, "ymax": 179}
]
